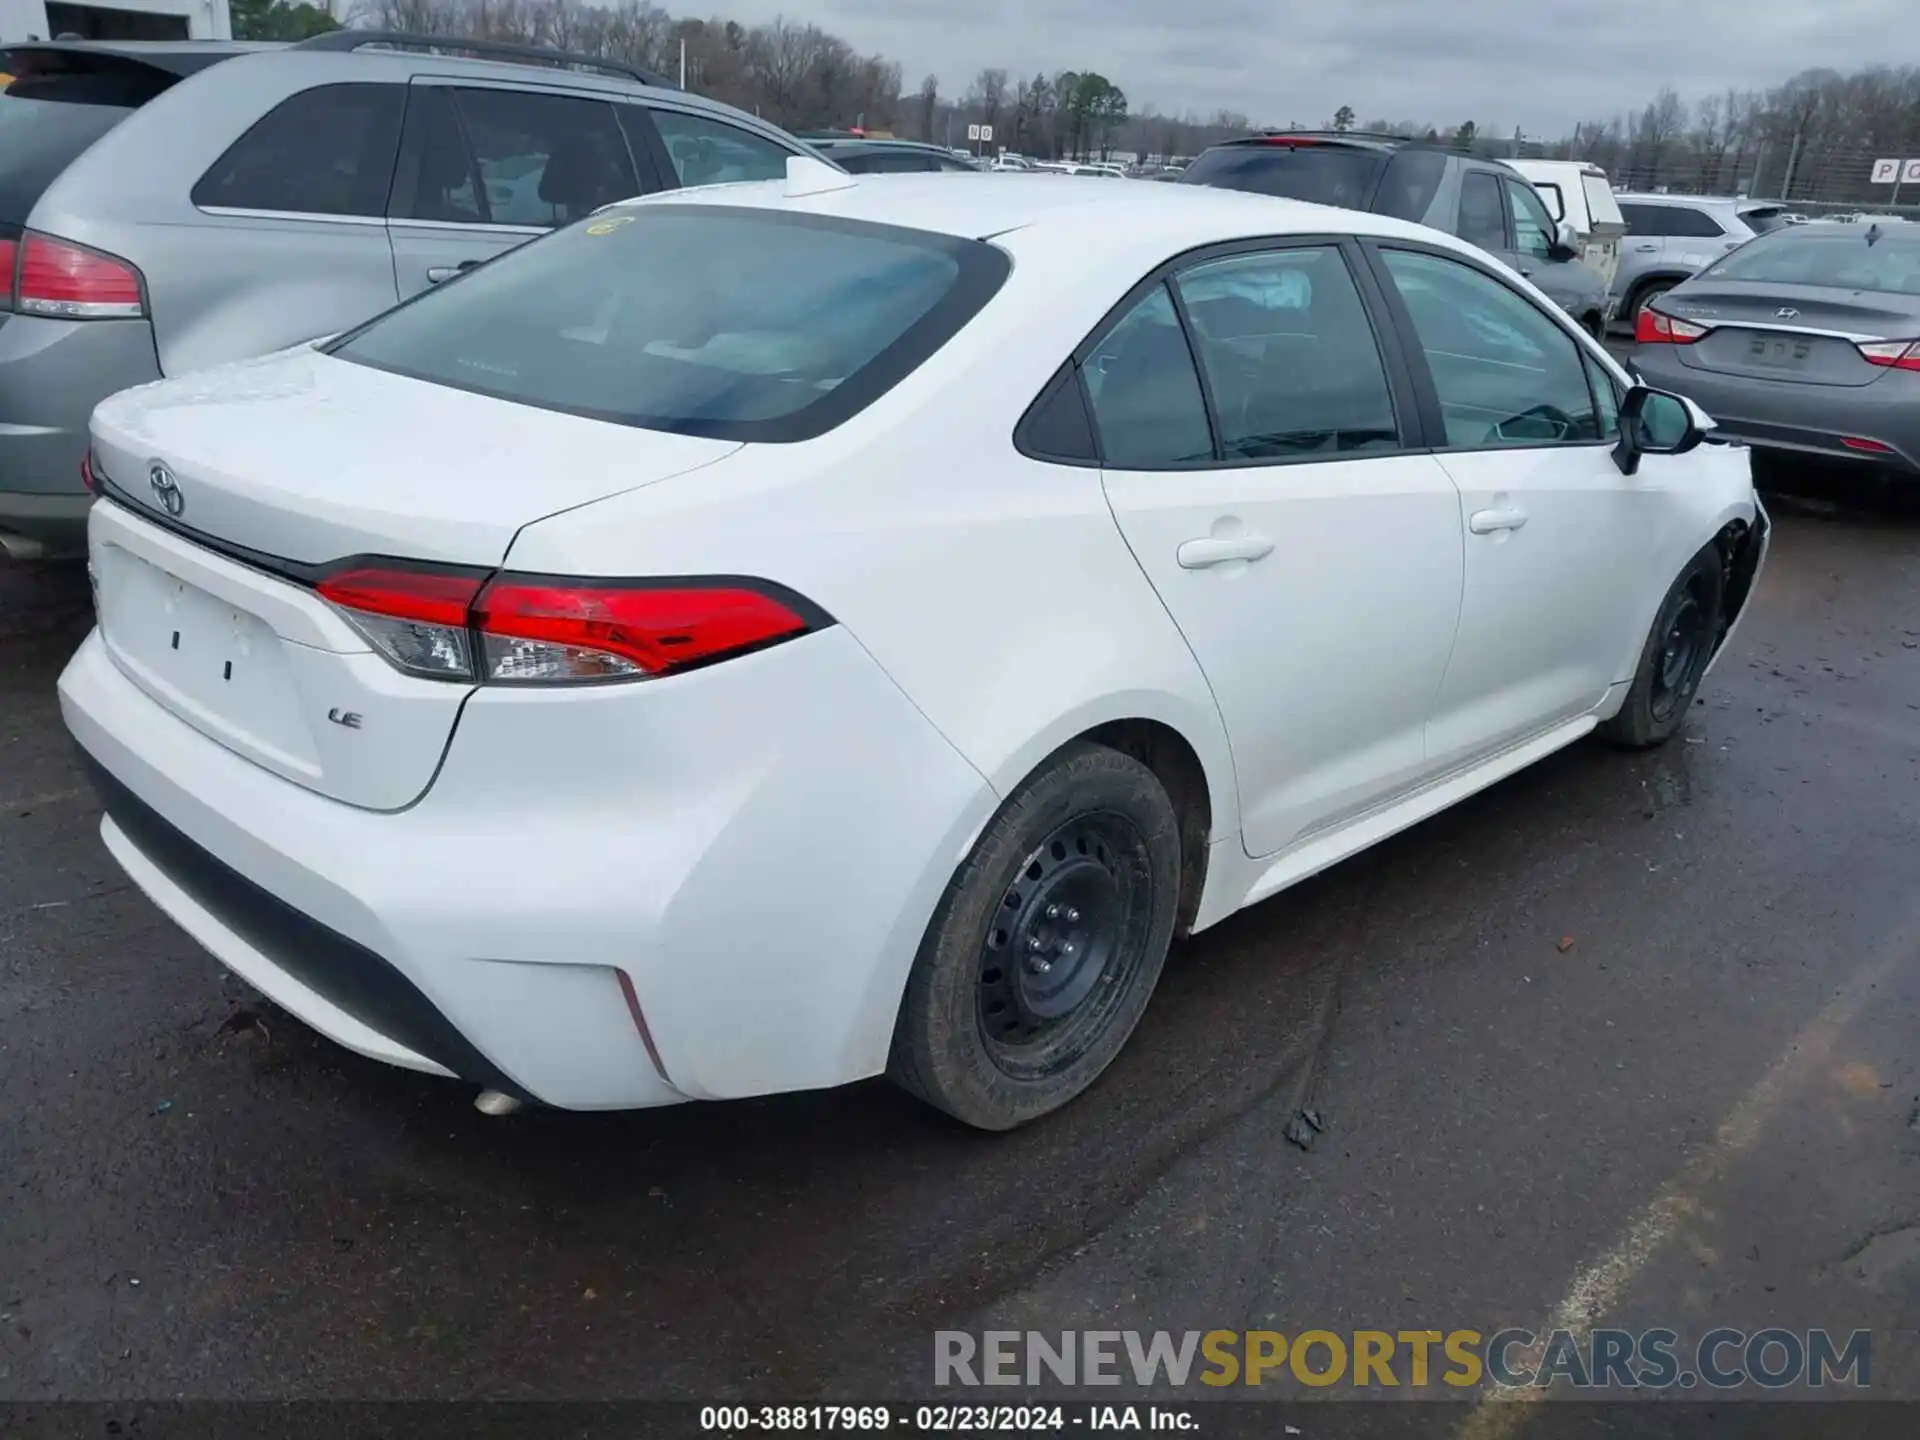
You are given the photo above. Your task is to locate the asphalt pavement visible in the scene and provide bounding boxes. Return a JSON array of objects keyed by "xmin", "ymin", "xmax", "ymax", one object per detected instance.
[{"xmin": 1, "ymin": 467, "xmax": 1915, "ymax": 1421}]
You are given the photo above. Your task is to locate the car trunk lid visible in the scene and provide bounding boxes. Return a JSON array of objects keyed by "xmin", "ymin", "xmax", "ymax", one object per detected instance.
[
  {"xmin": 1661, "ymin": 282, "xmax": 1920, "ymax": 388},
  {"xmin": 86, "ymin": 347, "xmax": 740, "ymax": 810}
]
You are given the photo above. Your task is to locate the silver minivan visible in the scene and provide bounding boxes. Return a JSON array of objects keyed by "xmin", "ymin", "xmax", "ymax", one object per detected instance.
[
  {"xmin": 0, "ymin": 32, "xmax": 822, "ymax": 558},
  {"xmin": 1609, "ymin": 193, "xmax": 1793, "ymax": 332}
]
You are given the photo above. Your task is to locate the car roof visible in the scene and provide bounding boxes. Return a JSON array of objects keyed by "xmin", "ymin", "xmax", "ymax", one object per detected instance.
[
  {"xmin": 810, "ymin": 139, "xmax": 960, "ymax": 155},
  {"xmin": 612, "ymin": 170, "xmax": 1462, "ymax": 254},
  {"xmin": 1, "ymin": 38, "xmax": 279, "ymax": 78}
]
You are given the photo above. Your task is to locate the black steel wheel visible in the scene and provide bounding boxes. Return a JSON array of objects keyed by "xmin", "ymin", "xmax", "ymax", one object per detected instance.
[
  {"xmin": 889, "ymin": 742, "xmax": 1182, "ymax": 1129},
  {"xmin": 1600, "ymin": 543, "xmax": 1726, "ymax": 749},
  {"xmin": 976, "ymin": 811, "xmax": 1156, "ymax": 1080}
]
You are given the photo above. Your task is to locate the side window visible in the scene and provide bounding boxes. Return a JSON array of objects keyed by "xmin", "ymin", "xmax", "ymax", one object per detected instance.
[
  {"xmin": 650, "ymin": 110, "xmax": 793, "ymax": 188},
  {"xmin": 1505, "ymin": 179, "xmax": 1556, "ymax": 260},
  {"xmin": 1379, "ymin": 248, "xmax": 1602, "ymax": 449},
  {"xmin": 1173, "ymin": 247, "xmax": 1399, "ymax": 460},
  {"xmin": 192, "ymin": 83, "xmax": 404, "ymax": 217},
  {"xmin": 1665, "ymin": 206, "xmax": 1728, "ymax": 238},
  {"xmin": 1457, "ymin": 170, "xmax": 1507, "ymax": 252},
  {"xmin": 390, "ymin": 86, "xmax": 482, "ymax": 222},
  {"xmin": 1582, "ymin": 351, "xmax": 1622, "ymax": 440},
  {"xmin": 1082, "ymin": 284, "xmax": 1214, "ymax": 468},
  {"xmin": 863, "ymin": 150, "xmax": 940, "ymax": 174},
  {"xmin": 1619, "ymin": 202, "xmax": 1673, "ymax": 238},
  {"xmin": 452, "ymin": 89, "xmax": 638, "ymax": 227}
]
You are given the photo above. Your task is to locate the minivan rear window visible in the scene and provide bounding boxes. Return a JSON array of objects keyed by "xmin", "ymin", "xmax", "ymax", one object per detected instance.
[{"xmin": 327, "ymin": 206, "xmax": 1011, "ymax": 441}]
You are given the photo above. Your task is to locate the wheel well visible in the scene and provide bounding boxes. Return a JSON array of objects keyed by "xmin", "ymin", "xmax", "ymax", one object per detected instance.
[
  {"xmin": 1626, "ymin": 273, "xmax": 1682, "ymax": 310},
  {"xmin": 1084, "ymin": 719, "xmax": 1212, "ymax": 937},
  {"xmin": 1711, "ymin": 516, "xmax": 1762, "ymax": 652}
]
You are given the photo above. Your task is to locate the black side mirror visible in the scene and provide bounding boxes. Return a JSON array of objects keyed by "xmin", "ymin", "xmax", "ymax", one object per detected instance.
[{"xmin": 1614, "ymin": 385, "xmax": 1708, "ymax": 475}]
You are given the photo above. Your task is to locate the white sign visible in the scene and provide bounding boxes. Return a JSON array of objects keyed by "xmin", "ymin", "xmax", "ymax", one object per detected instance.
[
  {"xmin": 1903, "ymin": 159, "xmax": 1920, "ymax": 185},
  {"xmin": 1871, "ymin": 157, "xmax": 1900, "ymax": 184},
  {"xmin": 979, "ymin": 124, "xmax": 994, "ymax": 143},
  {"xmin": 967, "ymin": 123, "xmax": 982, "ymax": 141}
]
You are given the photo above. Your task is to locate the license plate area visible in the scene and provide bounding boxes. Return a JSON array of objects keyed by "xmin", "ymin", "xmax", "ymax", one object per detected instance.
[
  {"xmin": 1749, "ymin": 333, "xmax": 1812, "ymax": 369},
  {"xmin": 95, "ymin": 544, "xmax": 323, "ymax": 776}
]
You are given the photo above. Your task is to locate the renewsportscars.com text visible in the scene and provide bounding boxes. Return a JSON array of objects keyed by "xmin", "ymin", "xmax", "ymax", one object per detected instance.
[{"xmin": 933, "ymin": 1328, "xmax": 1871, "ymax": 1390}]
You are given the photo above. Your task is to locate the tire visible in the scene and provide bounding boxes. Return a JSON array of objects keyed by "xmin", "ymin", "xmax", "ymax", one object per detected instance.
[
  {"xmin": 1600, "ymin": 544, "xmax": 1726, "ymax": 749},
  {"xmin": 1630, "ymin": 278, "xmax": 1677, "ymax": 322},
  {"xmin": 888, "ymin": 741, "xmax": 1182, "ymax": 1130}
]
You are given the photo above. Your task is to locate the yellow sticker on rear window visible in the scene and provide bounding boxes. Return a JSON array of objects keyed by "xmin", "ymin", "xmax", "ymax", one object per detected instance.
[{"xmin": 585, "ymin": 216, "xmax": 634, "ymax": 235}]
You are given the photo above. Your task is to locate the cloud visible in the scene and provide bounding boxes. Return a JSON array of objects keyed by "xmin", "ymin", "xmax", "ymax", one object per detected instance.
[{"xmin": 700, "ymin": 0, "xmax": 1906, "ymax": 133}]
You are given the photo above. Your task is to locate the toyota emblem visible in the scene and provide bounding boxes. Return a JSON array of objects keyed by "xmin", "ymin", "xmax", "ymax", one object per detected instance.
[
  {"xmin": 1775, "ymin": 306, "xmax": 1799, "ymax": 319},
  {"xmin": 148, "ymin": 462, "xmax": 184, "ymax": 518}
]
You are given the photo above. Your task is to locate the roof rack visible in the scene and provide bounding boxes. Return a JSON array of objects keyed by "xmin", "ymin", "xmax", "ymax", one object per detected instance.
[{"xmin": 290, "ymin": 29, "xmax": 674, "ymax": 88}]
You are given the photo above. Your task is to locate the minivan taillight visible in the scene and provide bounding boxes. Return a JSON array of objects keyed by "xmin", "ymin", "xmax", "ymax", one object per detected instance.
[
  {"xmin": 316, "ymin": 565, "xmax": 820, "ymax": 685},
  {"xmin": 1635, "ymin": 307, "xmax": 1708, "ymax": 344},
  {"xmin": 15, "ymin": 232, "xmax": 146, "ymax": 319}
]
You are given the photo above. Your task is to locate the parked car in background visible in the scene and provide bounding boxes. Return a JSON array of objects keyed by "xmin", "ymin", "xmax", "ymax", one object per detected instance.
[
  {"xmin": 1610, "ymin": 193, "xmax": 1791, "ymax": 331},
  {"xmin": 1635, "ymin": 218, "xmax": 1920, "ymax": 478},
  {"xmin": 0, "ymin": 29, "xmax": 823, "ymax": 560},
  {"xmin": 1179, "ymin": 133, "xmax": 1611, "ymax": 336},
  {"xmin": 1507, "ymin": 159, "xmax": 1626, "ymax": 291},
  {"xmin": 60, "ymin": 171, "xmax": 1765, "ymax": 1130},
  {"xmin": 806, "ymin": 137, "xmax": 979, "ymax": 173}
]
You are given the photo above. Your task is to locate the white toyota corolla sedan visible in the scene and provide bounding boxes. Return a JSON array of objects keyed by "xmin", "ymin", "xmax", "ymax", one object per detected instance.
[{"xmin": 60, "ymin": 162, "xmax": 1769, "ymax": 1130}]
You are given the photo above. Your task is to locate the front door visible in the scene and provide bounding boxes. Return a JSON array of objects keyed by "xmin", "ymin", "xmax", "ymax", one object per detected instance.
[
  {"xmin": 1368, "ymin": 243, "xmax": 1651, "ymax": 771},
  {"xmin": 386, "ymin": 81, "xmax": 650, "ymax": 299},
  {"xmin": 1090, "ymin": 242, "xmax": 1466, "ymax": 858}
]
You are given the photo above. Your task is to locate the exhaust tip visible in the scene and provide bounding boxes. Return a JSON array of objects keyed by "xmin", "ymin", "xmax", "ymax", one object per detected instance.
[{"xmin": 474, "ymin": 1088, "xmax": 524, "ymax": 1116}]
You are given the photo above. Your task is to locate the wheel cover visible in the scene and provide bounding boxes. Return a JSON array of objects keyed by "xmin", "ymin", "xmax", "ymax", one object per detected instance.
[
  {"xmin": 1651, "ymin": 571, "xmax": 1714, "ymax": 722},
  {"xmin": 976, "ymin": 811, "xmax": 1153, "ymax": 1080}
]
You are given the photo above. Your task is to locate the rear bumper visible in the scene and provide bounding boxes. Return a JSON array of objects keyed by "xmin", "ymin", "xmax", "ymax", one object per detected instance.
[
  {"xmin": 1637, "ymin": 348, "xmax": 1920, "ymax": 472},
  {"xmin": 59, "ymin": 615, "xmax": 996, "ymax": 1111},
  {"xmin": 0, "ymin": 313, "xmax": 161, "ymax": 552}
]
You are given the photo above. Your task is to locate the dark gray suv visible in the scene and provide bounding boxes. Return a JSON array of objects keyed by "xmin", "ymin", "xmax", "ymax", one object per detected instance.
[
  {"xmin": 1179, "ymin": 133, "xmax": 1611, "ymax": 338},
  {"xmin": 0, "ymin": 31, "xmax": 823, "ymax": 559}
]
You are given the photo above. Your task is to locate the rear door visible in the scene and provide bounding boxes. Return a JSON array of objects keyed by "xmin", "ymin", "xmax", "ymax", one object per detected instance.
[
  {"xmin": 1092, "ymin": 240, "xmax": 1466, "ymax": 857},
  {"xmin": 1368, "ymin": 242, "xmax": 1654, "ymax": 767},
  {"xmin": 386, "ymin": 80, "xmax": 655, "ymax": 300}
]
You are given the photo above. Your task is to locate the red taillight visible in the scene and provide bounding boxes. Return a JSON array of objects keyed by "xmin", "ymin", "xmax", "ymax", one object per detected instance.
[
  {"xmin": 315, "ymin": 564, "xmax": 817, "ymax": 685},
  {"xmin": 1856, "ymin": 339, "xmax": 1920, "ymax": 371},
  {"xmin": 16, "ymin": 232, "xmax": 145, "ymax": 318},
  {"xmin": 1840, "ymin": 435, "xmax": 1894, "ymax": 454},
  {"xmin": 80, "ymin": 450, "xmax": 100, "ymax": 496},
  {"xmin": 473, "ymin": 578, "xmax": 810, "ymax": 683},
  {"xmin": 0, "ymin": 234, "xmax": 18, "ymax": 303},
  {"xmin": 316, "ymin": 566, "xmax": 486, "ymax": 681},
  {"xmin": 1635, "ymin": 307, "xmax": 1708, "ymax": 344}
]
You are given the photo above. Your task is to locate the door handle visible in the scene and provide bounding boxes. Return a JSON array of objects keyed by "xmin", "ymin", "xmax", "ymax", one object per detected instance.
[
  {"xmin": 426, "ymin": 261, "xmax": 480, "ymax": 284},
  {"xmin": 1468, "ymin": 506, "xmax": 1529, "ymax": 535},
  {"xmin": 1634, "ymin": 243, "xmax": 1660, "ymax": 253},
  {"xmin": 1177, "ymin": 535, "xmax": 1274, "ymax": 569}
]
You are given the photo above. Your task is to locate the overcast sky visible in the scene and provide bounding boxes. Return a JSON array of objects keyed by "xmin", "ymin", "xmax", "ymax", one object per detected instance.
[{"xmin": 710, "ymin": 0, "xmax": 1903, "ymax": 135}]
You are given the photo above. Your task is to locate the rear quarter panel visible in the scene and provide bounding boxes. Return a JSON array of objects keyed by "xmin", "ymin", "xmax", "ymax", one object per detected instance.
[{"xmin": 27, "ymin": 53, "xmax": 402, "ymax": 377}]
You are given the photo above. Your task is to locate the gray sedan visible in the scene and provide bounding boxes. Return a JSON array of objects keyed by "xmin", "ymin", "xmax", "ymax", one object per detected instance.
[{"xmin": 1631, "ymin": 220, "xmax": 1920, "ymax": 475}]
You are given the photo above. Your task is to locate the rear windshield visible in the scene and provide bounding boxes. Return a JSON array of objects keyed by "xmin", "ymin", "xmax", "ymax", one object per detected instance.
[
  {"xmin": 1701, "ymin": 226, "xmax": 1920, "ymax": 294},
  {"xmin": 0, "ymin": 94, "xmax": 131, "ymax": 223},
  {"xmin": 328, "ymin": 206, "xmax": 1011, "ymax": 441},
  {"xmin": 1181, "ymin": 143, "xmax": 1389, "ymax": 212},
  {"xmin": 1738, "ymin": 206, "xmax": 1790, "ymax": 234}
]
